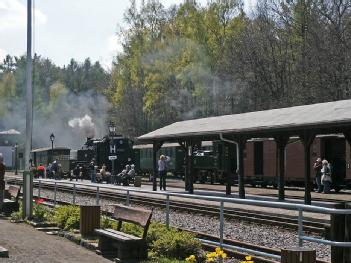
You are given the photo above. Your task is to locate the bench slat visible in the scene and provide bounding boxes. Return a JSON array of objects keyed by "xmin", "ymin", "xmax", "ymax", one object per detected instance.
[
  {"xmin": 113, "ymin": 205, "xmax": 152, "ymax": 227},
  {"xmin": 95, "ymin": 229, "xmax": 142, "ymax": 242},
  {"xmin": 7, "ymin": 186, "xmax": 20, "ymax": 200}
]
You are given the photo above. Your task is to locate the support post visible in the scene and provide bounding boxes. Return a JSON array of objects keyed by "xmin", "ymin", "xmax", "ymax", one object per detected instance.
[
  {"xmin": 188, "ymin": 141, "xmax": 194, "ymax": 194},
  {"xmin": 178, "ymin": 141, "xmax": 188, "ymax": 191},
  {"xmin": 22, "ymin": 171, "xmax": 33, "ymax": 220},
  {"xmin": 237, "ymin": 137, "xmax": 246, "ymax": 199},
  {"xmin": 275, "ymin": 136, "xmax": 289, "ymax": 201},
  {"xmin": 152, "ymin": 141, "xmax": 163, "ymax": 191},
  {"xmin": 299, "ymin": 132, "xmax": 315, "ymax": 205}
]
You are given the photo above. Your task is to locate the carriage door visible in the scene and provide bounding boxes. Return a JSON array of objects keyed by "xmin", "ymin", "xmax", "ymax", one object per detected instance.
[
  {"xmin": 254, "ymin": 141, "xmax": 264, "ymax": 179},
  {"xmin": 323, "ymin": 138, "xmax": 346, "ymax": 184}
]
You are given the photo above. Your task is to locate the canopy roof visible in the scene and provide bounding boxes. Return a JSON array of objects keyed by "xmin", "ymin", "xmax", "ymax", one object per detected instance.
[{"xmin": 138, "ymin": 99, "xmax": 351, "ymax": 142}]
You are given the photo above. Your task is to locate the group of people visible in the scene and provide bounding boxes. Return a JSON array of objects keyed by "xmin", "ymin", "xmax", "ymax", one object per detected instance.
[
  {"xmin": 313, "ymin": 158, "xmax": 333, "ymax": 194},
  {"xmin": 111, "ymin": 164, "xmax": 136, "ymax": 186},
  {"xmin": 79, "ymin": 159, "xmax": 137, "ymax": 186},
  {"xmin": 31, "ymin": 159, "xmax": 64, "ymax": 180}
]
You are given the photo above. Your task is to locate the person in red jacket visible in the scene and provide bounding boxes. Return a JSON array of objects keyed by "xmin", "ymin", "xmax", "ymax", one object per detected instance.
[{"xmin": 37, "ymin": 163, "xmax": 46, "ymax": 178}]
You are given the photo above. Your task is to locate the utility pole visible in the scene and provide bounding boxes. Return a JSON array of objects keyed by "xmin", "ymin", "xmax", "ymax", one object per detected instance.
[{"xmin": 25, "ymin": 0, "xmax": 33, "ymax": 169}]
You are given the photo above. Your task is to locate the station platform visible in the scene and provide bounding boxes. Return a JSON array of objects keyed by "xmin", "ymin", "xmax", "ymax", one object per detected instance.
[{"xmin": 0, "ymin": 215, "xmax": 110, "ymax": 263}]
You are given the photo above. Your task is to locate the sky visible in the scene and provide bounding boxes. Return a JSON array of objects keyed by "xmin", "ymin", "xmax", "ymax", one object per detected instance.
[{"xmin": 0, "ymin": 0, "xmax": 254, "ymax": 70}]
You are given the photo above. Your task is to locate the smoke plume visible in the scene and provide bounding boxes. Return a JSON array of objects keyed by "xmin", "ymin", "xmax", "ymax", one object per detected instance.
[{"xmin": 68, "ymin": 114, "xmax": 96, "ymax": 139}]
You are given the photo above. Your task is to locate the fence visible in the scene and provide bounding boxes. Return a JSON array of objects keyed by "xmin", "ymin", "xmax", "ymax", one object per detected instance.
[{"xmin": 36, "ymin": 179, "xmax": 351, "ymax": 261}]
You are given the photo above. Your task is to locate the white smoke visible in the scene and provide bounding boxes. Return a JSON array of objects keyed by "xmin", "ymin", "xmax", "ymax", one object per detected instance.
[{"xmin": 68, "ymin": 114, "xmax": 96, "ymax": 139}]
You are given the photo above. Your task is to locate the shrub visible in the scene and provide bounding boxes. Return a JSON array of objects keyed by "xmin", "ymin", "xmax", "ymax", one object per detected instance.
[
  {"xmin": 54, "ymin": 205, "xmax": 80, "ymax": 230},
  {"xmin": 10, "ymin": 210, "xmax": 22, "ymax": 222},
  {"xmin": 33, "ymin": 199, "xmax": 54, "ymax": 222},
  {"xmin": 121, "ymin": 222, "xmax": 143, "ymax": 237},
  {"xmin": 10, "ymin": 202, "xmax": 23, "ymax": 222},
  {"xmin": 146, "ymin": 222, "xmax": 172, "ymax": 246},
  {"xmin": 100, "ymin": 215, "xmax": 117, "ymax": 229},
  {"xmin": 151, "ymin": 230, "xmax": 202, "ymax": 260}
]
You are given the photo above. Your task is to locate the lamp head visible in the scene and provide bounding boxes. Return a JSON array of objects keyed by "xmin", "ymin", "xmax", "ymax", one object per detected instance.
[{"xmin": 50, "ymin": 133, "xmax": 55, "ymax": 142}]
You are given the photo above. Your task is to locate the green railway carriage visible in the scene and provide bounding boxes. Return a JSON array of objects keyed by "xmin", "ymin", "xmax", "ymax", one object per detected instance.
[
  {"xmin": 133, "ymin": 141, "xmax": 236, "ymax": 184},
  {"xmin": 133, "ymin": 143, "xmax": 186, "ymax": 178},
  {"xmin": 31, "ymin": 147, "xmax": 71, "ymax": 173}
]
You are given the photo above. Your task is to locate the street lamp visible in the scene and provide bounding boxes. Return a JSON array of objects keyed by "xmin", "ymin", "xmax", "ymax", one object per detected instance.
[
  {"xmin": 50, "ymin": 133, "xmax": 55, "ymax": 163},
  {"xmin": 108, "ymin": 121, "xmax": 116, "ymax": 137},
  {"xmin": 14, "ymin": 143, "xmax": 18, "ymax": 175}
]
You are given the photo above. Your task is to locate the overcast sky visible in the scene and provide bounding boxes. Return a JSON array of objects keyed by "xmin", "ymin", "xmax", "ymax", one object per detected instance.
[{"xmin": 0, "ymin": 0, "xmax": 254, "ymax": 69}]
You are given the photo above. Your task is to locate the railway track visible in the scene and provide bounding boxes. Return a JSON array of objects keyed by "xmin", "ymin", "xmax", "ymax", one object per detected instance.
[{"xmin": 7, "ymin": 178, "xmax": 329, "ymax": 235}]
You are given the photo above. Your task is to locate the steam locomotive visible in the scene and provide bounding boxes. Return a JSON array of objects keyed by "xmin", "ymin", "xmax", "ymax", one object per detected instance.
[{"xmin": 32, "ymin": 134, "xmax": 135, "ymax": 178}]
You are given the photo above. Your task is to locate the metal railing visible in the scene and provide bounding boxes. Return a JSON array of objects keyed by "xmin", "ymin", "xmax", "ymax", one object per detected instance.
[{"xmin": 35, "ymin": 179, "xmax": 351, "ymax": 260}]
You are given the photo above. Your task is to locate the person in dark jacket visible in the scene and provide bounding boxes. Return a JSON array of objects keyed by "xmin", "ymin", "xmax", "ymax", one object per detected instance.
[
  {"xmin": 313, "ymin": 158, "xmax": 323, "ymax": 193},
  {"xmin": 158, "ymin": 155, "xmax": 170, "ymax": 191}
]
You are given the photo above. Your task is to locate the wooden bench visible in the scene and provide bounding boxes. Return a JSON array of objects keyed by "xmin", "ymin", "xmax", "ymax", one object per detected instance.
[
  {"xmin": 2, "ymin": 186, "xmax": 21, "ymax": 215},
  {"xmin": 95, "ymin": 204, "xmax": 152, "ymax": 261}
]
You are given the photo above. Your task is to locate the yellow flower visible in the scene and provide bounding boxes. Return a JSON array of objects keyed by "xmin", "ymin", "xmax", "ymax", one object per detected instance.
[
  {"xmin": 206, "ymin": 258, "xmax": 214, "ymax": 262},
  {"xmin": 245, "ymin": 256, "xmax": 252, "ymax": 260},
  {"xmin": 220, "ymin": 252, "xmax": 227, "ymax": 259},
  {"xmin": 185, "ymin": 255, "xmax": 196, "ymax": 262},
  {"xmin": 215, "ymin": 247, "xmax": 223, "ymax": 254},
  {"xmin": 206, "ymin": 252, "xmax": 217, "ymax": 258}
]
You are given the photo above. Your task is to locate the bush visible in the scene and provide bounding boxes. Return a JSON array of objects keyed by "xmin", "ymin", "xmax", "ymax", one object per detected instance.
[
  {"xmin": 146, "ymin": 222, "xmax": 172, "ymax": 245},
  {"xmin": 100, "ymin": 215, "xmax": 117, "ymax": 229},
  {"xmin": 121, "ymin": 222, "xmax": 143, "ymax": 237},
  {"xmin": 10, "ymin": 210, "xmax": 22, "ymax": 222},
  {"xmin": 33, "ymin": 203, "xmax": 54, "ymax": 222},
  {"xmin": 151, "ymin": 229, "xmax": 202, "ymax": 260},
  {"xmin": 54, "ymin": 205, "xmax": 80, "ymax": 230}
]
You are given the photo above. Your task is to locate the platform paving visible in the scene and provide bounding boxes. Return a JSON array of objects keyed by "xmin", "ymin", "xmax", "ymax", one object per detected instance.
[{"xmin": 0, "ymin": 216, "xmax": 111, "ymax": 263}]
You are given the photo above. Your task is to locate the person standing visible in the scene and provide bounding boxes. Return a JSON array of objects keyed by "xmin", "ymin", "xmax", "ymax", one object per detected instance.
[
  {"xmin": 0, "ymin": 154, "xmax": 5, "ymax": 212},
  {"xmin": 313, "ymin": 158, "xmax": 323, "ymax": 193},
  {"xmin": 321, "ymin": 159, "xmax": 332, "ymax": 194},
  {"xmin": 158, "ymin": 155, "xmax": 170, "ymax": 191},
  {"xmin": 89, "ymin": 160, "xmax": 96, "ymax": 183},
  {"xmin": 37, "ymin": 163, "xmax": 45, "ymax": 178}
]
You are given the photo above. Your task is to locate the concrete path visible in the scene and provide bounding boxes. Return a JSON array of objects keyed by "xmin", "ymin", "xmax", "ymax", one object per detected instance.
[{"xmin": 0, "ymin": 216, "xmax": 111, "ymax": 263}]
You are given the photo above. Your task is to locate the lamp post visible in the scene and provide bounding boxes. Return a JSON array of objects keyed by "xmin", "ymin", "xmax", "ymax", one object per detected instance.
[
  {"xmin": 14, "ymin": 143, "xmax": 18, "ymax": 175},
  {"xmin": 50, "ymin": 133, "xmax": 55, "ymax": 163},
  {"xmin": 108, "ymin": 121, "xmax": 116, "ymax": 175},
  {"xmin": 108, "ymin": 121, "xmax": 116, "ymax": 137}
]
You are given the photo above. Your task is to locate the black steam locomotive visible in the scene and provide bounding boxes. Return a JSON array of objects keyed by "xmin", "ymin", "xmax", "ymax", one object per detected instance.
[{"xmin": 70, "ymin": 135, "xmax": 134, "ymax": 177}]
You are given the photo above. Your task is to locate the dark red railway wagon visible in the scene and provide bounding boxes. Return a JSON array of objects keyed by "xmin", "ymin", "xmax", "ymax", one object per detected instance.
[{"xmin": 243, "ymin": 135, "xmax": 351, "ymax": 189}]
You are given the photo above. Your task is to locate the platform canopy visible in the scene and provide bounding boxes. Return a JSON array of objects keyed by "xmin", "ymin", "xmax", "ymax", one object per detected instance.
[{"xmin": 138, "ymin": 99, "xmax": 351, "ymax": 142}]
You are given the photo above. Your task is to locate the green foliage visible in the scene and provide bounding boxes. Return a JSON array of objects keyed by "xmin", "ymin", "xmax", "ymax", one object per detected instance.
[
  {"xmin": 150, "ymin": 228, "xmax": 202, "ymax": 260},
  {"xmin": 146, "ymin": 222, "xmax": 172, "ymax": 245},
  {"xmin": 33, "ymin": 203, "xmax": 53, "ymax": 222},
  {"xmin": 54, "ymin": 205, "xmax": 80, "ymax": 230},
  {"xmin": 120, "ymin": 222, "xmax": 144, "ymax": 237},
  {"xmin": 10, "ymin": 210, "xmax": 22, "ymax": 222},
  {"xmin": 100, "ymin": 215, "xmax": 117, "ymax": 229}
]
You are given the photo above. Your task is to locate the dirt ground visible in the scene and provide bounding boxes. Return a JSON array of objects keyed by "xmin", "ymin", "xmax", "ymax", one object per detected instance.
[{"xmin": 0, "ymin": 216, "xmax": 111, "ymax": 263}]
